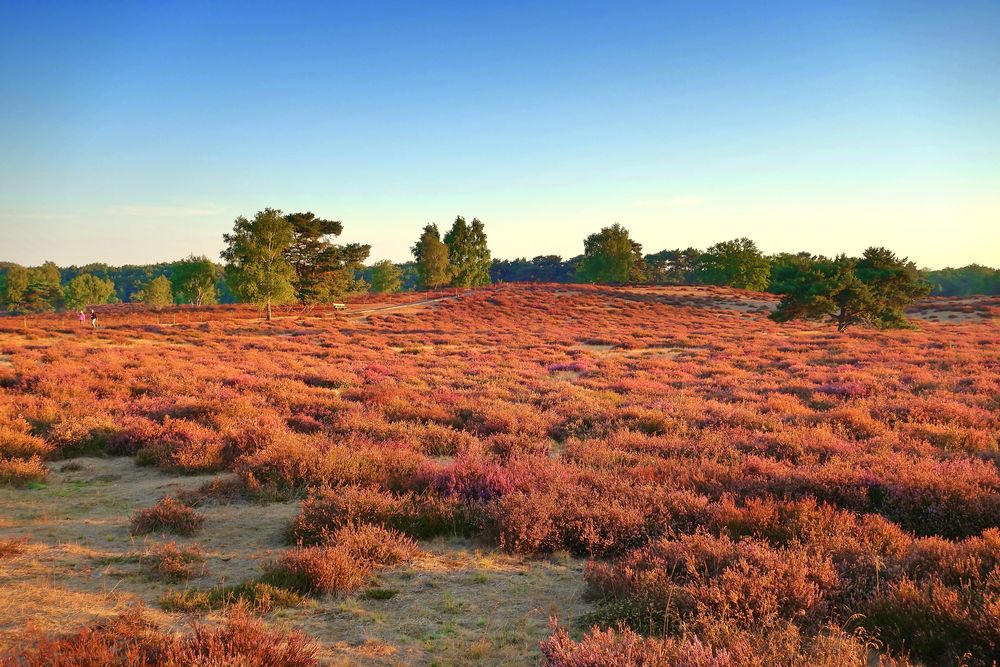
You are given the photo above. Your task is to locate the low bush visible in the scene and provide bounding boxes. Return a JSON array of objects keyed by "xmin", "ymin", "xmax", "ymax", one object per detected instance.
[
  {"xmin": 140, "ymin": 541, "xmax": 206, "ymax": 582},
  {"xmin": 288, "ymin": 485, "xmax": 478, "ymax": 545},
  {"xmin": 129, "ymin": 497, "xmax": 205, "ymax": 536},
  {"xmin": 0, "ymin": 455, "xmax": 47, "ymax": 486},
  {"xmin": 261, "ymin": 546, "xmax": 369, "ymax": 596},
  {"xmin": 5, "ymin": 605, "xmax": 318, "ymax": 666},
  {"xmin": 324, "ymin": 522, "xmax": 418, "ymax": 567}
]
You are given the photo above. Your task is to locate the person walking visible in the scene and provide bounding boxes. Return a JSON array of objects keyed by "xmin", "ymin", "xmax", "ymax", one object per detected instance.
[
  {"xmin": 90, "ymin": 309, "xmax": 98, "ymax": 328},
  {"xmin": 78, "ymin": 310, "xmax": 86, "ymax": 326}
]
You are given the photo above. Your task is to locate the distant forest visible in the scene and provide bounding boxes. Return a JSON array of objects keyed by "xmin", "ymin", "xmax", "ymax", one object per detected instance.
[
  {"xmin": 1, "ymin": 211, "xmax": 997, "ymax": 317},
  {"xmin": 1, "ymin": 255, "xmax": 995, "ymax": 308}
]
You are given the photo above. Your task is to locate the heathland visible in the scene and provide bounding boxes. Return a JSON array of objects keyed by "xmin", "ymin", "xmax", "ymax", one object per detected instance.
[{"xmin": 1, "ymin": 285, "xmax": 998, "ymax": 666}]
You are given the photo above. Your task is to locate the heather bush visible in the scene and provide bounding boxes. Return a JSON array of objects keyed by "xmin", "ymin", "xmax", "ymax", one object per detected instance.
[
  {"xmin": 0, "ymin": 455, "xmax": 47, "ymax": 486},
  {"xmin": 289, "ymin": 485, "xmax": 478, "ymax": 544},
  {"xmin": 324, "ymin": 522, "xmax": 418, "ymax": 567},
  {"xmin": 140, "ymin": 541, "xmax": 206, "ymax": 582},
  {"xmin": 860, "ymin": 576, "xmax": 1000, "ymax": 665},
  {"xmin": 586, "ymin": 532, "xmax": 838, "ymax": 633},
  {"xmin": 0, "ymin": 424, "xmax": 52, "ymax": 460},
  {"xmin": 129, "ymin": 497, "xmax": 205, "ymax": 536},
  {"xmin": 5, "ymin": 605, "xmax": 318, "ymax": 666},
  {"xmin": 261, "ymin": 545, "xmax": 369, "ymax": 595}
]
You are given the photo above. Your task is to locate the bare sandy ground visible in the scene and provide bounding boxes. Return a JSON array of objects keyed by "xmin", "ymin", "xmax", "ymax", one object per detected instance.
[{"xmin": 0, "ymin": 457, "xmax": 590, "ymax": 666}]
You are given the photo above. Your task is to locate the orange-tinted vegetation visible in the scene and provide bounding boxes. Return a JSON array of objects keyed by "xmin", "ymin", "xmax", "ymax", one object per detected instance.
[{"xmin": 1, "ymin": 284, "xmax": 998, "ymax": 665}]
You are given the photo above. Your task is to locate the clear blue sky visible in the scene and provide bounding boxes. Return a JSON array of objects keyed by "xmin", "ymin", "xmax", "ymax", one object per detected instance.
[{"xmin": 1, "ymin": 1, "xmax": 998, "ymax": 268}]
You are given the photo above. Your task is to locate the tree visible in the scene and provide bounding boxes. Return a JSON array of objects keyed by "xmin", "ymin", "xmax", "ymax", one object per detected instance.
[
  {"xmin": 370, "ymin": 260, "xmax": 402, "ymax": 293},
  {"xmin": 411, "ymin": 224, "xmax": 451, "ymax": 289},
  {"xmin": 923, "ymin": 264, "xmax": 1000, "ymax": 296},
  {"xmin": 696, "ymin": 238, "xmax": 771, "ymax": 291},
  {"xmin": 63, "ymin": 274, "xmax": 116, "ymax": 310},
  {"xmin": 140, "ymin": 275, "xmax": 173, "ymax": 310},
  {"xmin": 768, "ymin": 252, "xmax": 826, "ymax": 294},
  {"xmin": 17, "ymin": 261, "xmax": 64, "ymax": 311},
  {"xmin": 222, "ymin": 208, "xmax": 297, "ymax": 320},
  {"xmin": 646, "ymin": 248, "xmax": 701, "ymax": 284},
  {"xmin": 20, "ymin": 283, "xmax": 63, "ymax": 313},
  {"xmin": 490, "ymin": 255, "xmax": 575, "ymax": 283},
  {"xmin": 28, "ymin": 261, "xmax": 62, "ymax": 290},
  {"xmin": 854, "ymin": 247, "xmax": 932, "ymax": 328},
  {"xmin": 577, "ymin": 223, "xmax": 646, "ymax": 284},
  {"xmin": 771, "ymin": 248, "xmax": 931, "ymax": 332},
  {"xmin": 285, "ymin": 212, "xmax": 371, "ymax": 308},
  {"xmin": 171, "ymin": 256, "xmax": 219, "ymax": 306},
  {"xmin": 2, "ymin": 265, "xmax": 28, "ymax": 310},
  {"xmin": 443, "ymin": 217, "xmax": 491, "ymax": 287}
]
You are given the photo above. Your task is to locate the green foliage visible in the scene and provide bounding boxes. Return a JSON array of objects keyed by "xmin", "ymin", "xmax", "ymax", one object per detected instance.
[
  {"xmin": 768, "ymin": 252, "xmax": 824, "ymax": 294},
  {"xmin": 577, "ymin": 223, "xmax": 647, "ymax": 284},
  {"xmin": 412, "ymin": 224, "xmax": 451, "ymax": 289},
  {"xmin": 140, "ymin": 275, "xmax": 173, "ymax": 310},
  {"xmin": 771, "ymin": 248, "xmax": 931, "ymax": 331},
  {"xmin": 490, "ymin": 255, "xmax": 576, "ymax": 283},
  {"xmin": 285, "ymin": 212, "xmax": 370, "ymax": 306},
  {"xmin": 171, "ymin": 256, "xmax": 219, "ymax": 306},
  {"xmin": 923, "ymin": 264, "xmax": 1000, "ymax": 296},
  {"xmin": 27, "ymin": 261, "xmax": 62, "ymax": 290},
  {"xmin": 443, "ymin": 216, "xmax": 491, "ymax": 287},
  {"xmin": 645, "ymin": 248, "xmax": 701, "ymax": 284},
  {"xmin": 696, "ymin": 237, "xmax": 771, "ymax": 290},
  {"xmin": 1, "ymin": 265, "xmax": 28, "ymax": 309},
  {"xmin": 222, "ymin": 208, "xmax": 297, "ymax": 319},
  {"xmin": 854, "ymin": 247, "xmax": 932, "ymax": 328},
  {"xmin": 20, "ymin": 283, "xmax": 63, "ymax": 313},
  {"xmin": 370, "ymin": 260, "xmax": 402, "ymax": 293},
  {"xmin": 63, "ymin": 274, "xmax": 116, "ymax": 310}
]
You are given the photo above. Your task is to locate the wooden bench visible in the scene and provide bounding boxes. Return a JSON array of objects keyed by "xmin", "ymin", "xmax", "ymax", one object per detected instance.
[{"xmin": 332, "ymin": 303, "xmax": 347, "ymax": 310}]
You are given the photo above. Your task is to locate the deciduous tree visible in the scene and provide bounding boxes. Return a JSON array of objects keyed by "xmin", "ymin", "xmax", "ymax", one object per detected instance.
[
  {"xmin": 370, "ymin": 260, "xmax": 402, "ymax": 293},
  {"xmin": 577, "ymin": 224, "xmax": 647, "ymax": 284},
  {"xmin": 222, "ymin": 209, "xmax": 297, "ymax": 320},
  {"xmin": 171, "ymin": 256, "xmax": 219, "ymax": 306},
  {"xmin": 63, "ymin": 274, "xmax": 116, "ymax": 309},
  {"xmin": 443, "ymin": 217, "xmax": 491, "ymax": 287},
  {"xmin": 140, "ymin": 275, "xmax": 174, "ymax": 310},
  {"xmin": 696, "ymin": 238, "xmax": 770, "ymax": 291},
  {"xmin": 411, "ymin": 224, "xmax": 451, "ymax": 289},
  {"xmin": 1, "ymin": 265, "xmax": 28, "ymax": 310}
]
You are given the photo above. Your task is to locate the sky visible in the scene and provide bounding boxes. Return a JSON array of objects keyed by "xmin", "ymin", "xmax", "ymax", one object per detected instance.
[{"xmin": 1, "ymin": 1, "xmax": 998, "ymax": 269}]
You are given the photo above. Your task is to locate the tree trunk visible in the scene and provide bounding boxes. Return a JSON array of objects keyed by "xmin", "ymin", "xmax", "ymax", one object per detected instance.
[{"xmin": 266, "ymin": 301, "xmax": 272, "ymax": 321}]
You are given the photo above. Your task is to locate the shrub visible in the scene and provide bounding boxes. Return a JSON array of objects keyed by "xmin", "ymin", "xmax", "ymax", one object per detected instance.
[
  {"xmin": 0, "ymin": 455, "xmax": 47, "ymax": 486},
  {"xmin": 0, "ymin": 425, "xmax": 52, "ymax": 460},
  {"xmin": 261, "ymin": 546, "xmax": 368, "ymax": 596},
  {"xmin": 140, "ymin": 541, "xmax": 206, "ymax": 582},
  {"xmin": 129, "ymin": 497, "xmax": 205, "ymax": 536},
  {"xmin": 6, "ymin": 605, "xmax": 319, "ymax": 666},
  {"xmin": 860, "ymin": 577, "xmax": 1000, "ymax": 665},
  {"xmin": 324, "ymin": 523, "xmax": 418, "ymax": 567},
  {"xmin": 288, "ymin": 485, "xmax": 477, "ymax": 545}
]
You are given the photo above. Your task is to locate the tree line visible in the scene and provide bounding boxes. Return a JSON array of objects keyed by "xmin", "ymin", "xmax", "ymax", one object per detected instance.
[{"xmin": 1, "ymin": 214, "xmax": 995, "ymax": 329}]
